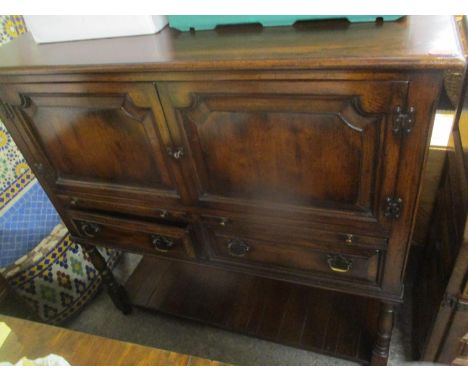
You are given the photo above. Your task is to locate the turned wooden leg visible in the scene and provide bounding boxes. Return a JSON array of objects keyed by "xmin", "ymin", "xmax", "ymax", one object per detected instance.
[
  {"xmin": 371, "ymin": 302, "xmax": 395, "ymax": 366},
  {"xmin": 83, "ymin": 244, "xmax": 132, "ymax": 315}
]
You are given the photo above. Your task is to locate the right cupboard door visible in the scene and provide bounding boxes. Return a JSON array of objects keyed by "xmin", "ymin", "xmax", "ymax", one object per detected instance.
[{"xmin": 157, "ymin": 80, "xmax": 409, "ymax": 235}]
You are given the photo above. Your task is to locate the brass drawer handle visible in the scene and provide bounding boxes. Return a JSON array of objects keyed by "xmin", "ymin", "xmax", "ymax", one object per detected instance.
[
  {"xmin": 327, "ymin": 254, "xmax": 353, "ymax": 273},
  {"xmin": 345, "ymin": 234, "xmax": 354, "ymax": 244},
  {"xmin": 227, "ymin": 239, "xmax": 250, "ymax": 257},
  {"xmin": 219, "ymin": 217, "xmax": 229, "ymax": 227},
  {"xmin": 79, "ymin": 221, "xmax": 101, "ymax": 238},
  {"xmin": 151, "ymin": 234, "xmax": 175, "ymax": 253},
  {"xmin": 166, "ymin": 147, "xmax": 185, "ymax": 160}
]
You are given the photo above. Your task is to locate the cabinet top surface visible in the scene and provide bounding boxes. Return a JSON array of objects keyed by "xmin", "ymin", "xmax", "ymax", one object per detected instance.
[{"xmin": 0, "ymin": 16, "xmax": 464, "ymax": 75}]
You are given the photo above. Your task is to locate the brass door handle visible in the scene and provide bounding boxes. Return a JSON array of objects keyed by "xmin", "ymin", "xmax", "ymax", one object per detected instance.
[
  {"xmin": 327, "ymin": 254, "xmax": 353, "ymax": 273},
  {"xmin": 151, "ymin": 234, "xmax": 175, "ymax": 253},
  {"xmin": 79, "ymin": 222, "xmax": 101, "ymax": 238},
  {"xmin": 227, "ymin": 239, "xmax": 250, "ymax": 257}
]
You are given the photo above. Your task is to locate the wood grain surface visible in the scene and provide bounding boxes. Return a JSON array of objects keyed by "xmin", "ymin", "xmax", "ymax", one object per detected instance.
[
  {"xmin": 0, "ymin": 314, "xmax": 225, "ymax": 366},
  {"xmin": 0, "ymin": 16, "xmax": 463, "ymax": 74}
]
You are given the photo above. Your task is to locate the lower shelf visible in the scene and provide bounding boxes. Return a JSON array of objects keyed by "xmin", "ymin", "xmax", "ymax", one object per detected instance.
[{"xmin": 125, "ymin": 255, "xmax": 380, "ymax": 364}]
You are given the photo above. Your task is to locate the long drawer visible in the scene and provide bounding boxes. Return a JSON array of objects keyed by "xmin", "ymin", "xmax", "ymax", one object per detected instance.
[
  {"xmin": 67, "ymin": 211, "xmax": 197, "ymax": 260},
  {"xmin": 202, "ymin": 216, "xmax": 385, "ymax": 285}
]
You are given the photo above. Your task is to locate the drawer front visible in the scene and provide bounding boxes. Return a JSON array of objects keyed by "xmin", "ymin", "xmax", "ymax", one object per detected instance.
[
  {"xmin": 58, "ymin": 193, "xmax": 191, "ymax": 223},
  {"xmin": 201, "ymin": 213, "xmax": 388, "ymax": 251},
  {"xmin": 207, "ymin": 229, "xmax": 382, "ymax": 284},
  {"xmin": 68, "ymin": 211, "xmax": 196, "ymax": 260},
  {"xmin": 158, "ymin": 79, "xmax": 409, "ymax": 231}
]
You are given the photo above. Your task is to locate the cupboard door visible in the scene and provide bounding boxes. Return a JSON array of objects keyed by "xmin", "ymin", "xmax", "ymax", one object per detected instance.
[
  {"xmin": 157, "ymin": 80, "xmax": 408, "ymax": 231},
  {"xmin": 3, "ymin": 83, "xmax": 190, "ymax": 204}
]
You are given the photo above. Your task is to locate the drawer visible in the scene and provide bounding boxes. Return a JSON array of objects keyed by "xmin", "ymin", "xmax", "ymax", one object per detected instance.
[
  {"xmin": 205, "ymin": 227, "xmax": 382, "ymax": 284},
  {"xmin": 201, "ymin": 213, "xmax": 388, "ymax": 251},
  {"xmin": 68, "ymin": 211, "xmax": 196, "ymax": 260},
  {"xmin": 58, "ymin": 193, "xmax": 191, "ymax": 223}
]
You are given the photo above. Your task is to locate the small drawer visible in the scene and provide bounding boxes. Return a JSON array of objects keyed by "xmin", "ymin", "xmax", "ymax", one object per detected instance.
[
  {"xmin": 58, "ymin": 193, "xmax": 190, "ymax": 223},
  {"xmin": 68, "ymin": 211, "xmax": 196, "ymax": 260},
  {"xmin": 207, "ymin": 230, "xmax": 382, "ymax": 284}
]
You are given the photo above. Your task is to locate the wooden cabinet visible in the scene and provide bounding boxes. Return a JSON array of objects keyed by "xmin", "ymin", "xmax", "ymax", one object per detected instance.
[{"xmin": 0, "ymin": 16, "xmax": 464, "ymax": 365}]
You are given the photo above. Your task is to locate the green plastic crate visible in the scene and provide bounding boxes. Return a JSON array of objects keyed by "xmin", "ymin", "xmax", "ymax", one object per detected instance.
[{"xmin": 168, "ymin": 15, "xmax": 403, "ymax": 31}]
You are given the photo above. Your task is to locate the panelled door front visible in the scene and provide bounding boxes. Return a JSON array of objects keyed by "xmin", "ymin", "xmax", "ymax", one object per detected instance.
[
  {"xmin": 157, "ymin": 80, "xmax": 409, "ymax": 233},
  {"xmin": 1, "ymin": 82, "xmax": 190, "ymax": 205}
]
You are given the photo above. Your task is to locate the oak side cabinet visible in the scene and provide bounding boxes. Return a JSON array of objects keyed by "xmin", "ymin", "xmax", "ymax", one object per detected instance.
[{"xmin": 0, "ymin": 16, "xmax": 464, "ymax": 365}]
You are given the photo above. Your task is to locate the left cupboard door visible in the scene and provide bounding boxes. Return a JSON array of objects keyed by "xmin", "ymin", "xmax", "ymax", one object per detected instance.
[{"xmin": 0, "ymin": 82, "xmax": 191, "ymax": 207}]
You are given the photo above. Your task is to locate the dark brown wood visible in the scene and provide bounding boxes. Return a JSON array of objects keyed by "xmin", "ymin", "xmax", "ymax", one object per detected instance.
[
  {"xmin": 126, "ymin": 255, "xmax": 380, "ymax": 364},
  {"xmin": 0, "ymin": 16, "xmax": 462, "ymax": 75},
  {"xmin": 157, "ymin": 79, "xmax": 406, "ymax": 229},
  {"xmin": 82, "ymin": 244, "xmax": 131, "ymax": 315},
  {"xmin": 0, "ymin": 16, "xmax": 463, "ymax": 365},
  {"xmin": 412, "ymin": 16, "xmax": 468, "ymax": 365},
  {"xmin": 69, "ymin": 210, "xmax": 197, "ymax": 260},
  {"xmin": 371, "ymin": 302, "xmax": 395, "ymax": 365}
]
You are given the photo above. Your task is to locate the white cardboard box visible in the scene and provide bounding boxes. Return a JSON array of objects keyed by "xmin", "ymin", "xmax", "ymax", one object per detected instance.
[{"xmin": 24, "ymin": 16, "xmax": 168, "ymax": 44}]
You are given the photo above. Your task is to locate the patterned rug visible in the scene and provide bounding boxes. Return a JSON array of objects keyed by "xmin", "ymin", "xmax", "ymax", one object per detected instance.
[
  {"xmin": 1, "ymin": 223, "xmax": 120, "ymax": 324},
  {"xmin": 0, "ymin": 16, "xmax": 120, "ymax": 323}
]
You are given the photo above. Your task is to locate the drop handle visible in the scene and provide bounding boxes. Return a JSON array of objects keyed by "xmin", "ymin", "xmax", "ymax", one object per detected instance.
[
  {"xmin": 79, "ymin": 222, "xmax": 101, "ymax": 238},
  {"xmin": 227, "ymin": 239, "xmax": 250, "ymax": 257},
  {"xmin": 166, "ymin": 147, "xmax": 185, "ymax": 160},
  {"xmin": 151, "ymin": 234, "xmax": 175, "ymax": 253},
  {"xmin": 327, "ymin": 254, "xmax": 353, "ymax": 273}
]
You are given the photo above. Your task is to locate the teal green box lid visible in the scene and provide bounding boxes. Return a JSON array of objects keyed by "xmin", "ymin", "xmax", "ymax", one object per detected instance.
[{"xmin": 168, "ymin": 15, "xmax": 403, "ymax": 31}]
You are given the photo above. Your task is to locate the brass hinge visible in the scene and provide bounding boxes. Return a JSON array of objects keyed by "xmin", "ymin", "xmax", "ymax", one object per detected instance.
[
  {"xmin": 393, "ymin": 105, "xmax": 415, "ymax": 135},
  {"xmin": 441, "ymin": 293, "xmax": 468, "ymax": 312},
  {"xmin": 384, "ymin": 196, "xmax": 403, "ymax": 219}
]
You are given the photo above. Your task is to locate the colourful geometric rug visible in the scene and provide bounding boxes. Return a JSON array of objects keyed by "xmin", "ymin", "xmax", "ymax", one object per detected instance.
[{"xmin": 1, "ymin": 223, "xmax": 120, "ymax": 324}]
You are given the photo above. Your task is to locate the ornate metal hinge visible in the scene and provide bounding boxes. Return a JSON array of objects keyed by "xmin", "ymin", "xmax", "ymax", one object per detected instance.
[
  {"xmin": 441, "ymin": 293, "xmax": 468, "ymax": 312},
  {"xmin": 384, "ymin": 196, "xmax": 403, "ymax": 219},
  {"xmin": 393, "ymin": 105, "xmax": 415, "ymax": 135}
]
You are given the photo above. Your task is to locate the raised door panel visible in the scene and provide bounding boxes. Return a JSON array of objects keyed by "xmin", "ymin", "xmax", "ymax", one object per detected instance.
[
  {"xmin": 2, "ymin": 83, "xmax": 190, "ymax": 204},
  {"xmin": 158, "ymin": 80, "xmax": 408, "ymax": 231}
]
